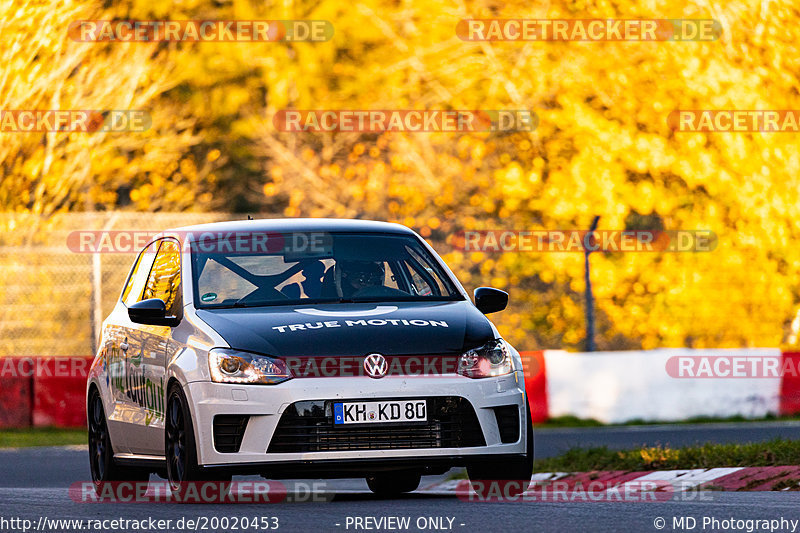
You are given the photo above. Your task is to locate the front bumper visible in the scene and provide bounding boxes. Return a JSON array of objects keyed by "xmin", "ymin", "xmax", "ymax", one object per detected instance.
[{"xmin": 184, "ymin": 371, "xmax": 527, "ymax": 468}]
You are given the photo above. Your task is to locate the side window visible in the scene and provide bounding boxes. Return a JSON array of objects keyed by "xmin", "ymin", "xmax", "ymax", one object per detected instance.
[
  {"xmin": 122, "ymin": 245, "xmax": 158, "ymax": 307},
  {"xmin": 382, "ymin": 262, "xmax": 400, "ymax": 290},
  {"xmin": 142, "ymin": 239, "xmax": 182, "ymax": 316},
  {"xmin": 401, "ymin": 260, "xmax": 434, "ymax": 296},
  {"xmin": 403, "ymin": 247, "xmax": 447, "ymax": 296}
]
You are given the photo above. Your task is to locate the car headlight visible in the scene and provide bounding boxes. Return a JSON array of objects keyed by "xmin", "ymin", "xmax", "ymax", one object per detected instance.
[
  {"xmin": 457, "ymin": 339, "xmax": 513, "ymax": 378},
  {"xmin": 209, "ymin": 348, "xmax": 292, "ymax": 385}
]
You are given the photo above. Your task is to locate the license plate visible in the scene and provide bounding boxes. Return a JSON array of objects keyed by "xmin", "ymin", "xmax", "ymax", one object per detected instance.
[{"xmin": 333, "ymin": 400, "xmax": 427, "ymax": 425}]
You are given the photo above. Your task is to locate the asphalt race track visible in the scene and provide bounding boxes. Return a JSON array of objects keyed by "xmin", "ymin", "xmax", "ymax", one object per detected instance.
[{"xmin": 2, "ymin": 423, "xmax": 800, "ymax": 533}]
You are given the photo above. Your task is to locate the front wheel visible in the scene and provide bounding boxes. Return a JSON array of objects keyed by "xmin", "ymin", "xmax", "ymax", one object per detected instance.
[
  {"xmin": 87, "ymin": 389, "xmax": 150, "ymax": 495},
  {"xmin": 467, "ymin": 403, "xmax": 533, "ymax": 497},
  {"xmin": 166, "ymin": 384, "xmax": 202, "ymax": 491},
  {"xmin": 366, "ymin": 471, "xmax": 421, "ymax": 496},
  {"xmin": 165, "ymin": 384, "xmax": 231, "ymax": 493}
]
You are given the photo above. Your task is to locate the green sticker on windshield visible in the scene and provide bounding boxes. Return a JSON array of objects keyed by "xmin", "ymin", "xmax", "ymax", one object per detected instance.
[{"xmin": 201, "ymin": 292, "xmax": 218, "ymax": 302}]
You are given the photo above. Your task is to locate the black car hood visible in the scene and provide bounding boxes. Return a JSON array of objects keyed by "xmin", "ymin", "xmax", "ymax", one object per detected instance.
[{"xmin": 196, "ymin": 300, "xmax": 495, "ymax": 357}]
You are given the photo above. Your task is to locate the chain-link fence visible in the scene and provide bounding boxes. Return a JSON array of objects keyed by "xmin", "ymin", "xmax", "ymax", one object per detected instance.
[{"xmin": 0, "ymin": 212, "xmax": 252, "ymax": 356}]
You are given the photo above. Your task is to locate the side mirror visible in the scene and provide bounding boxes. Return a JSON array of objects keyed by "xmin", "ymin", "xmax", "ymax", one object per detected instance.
[
  {"xmin": 128, "ymin": 298, "xmax": 180, "ymax": 326},
  {"xmin": 474, "ymin": 287, "xmax": 508, "ymax": 314}
]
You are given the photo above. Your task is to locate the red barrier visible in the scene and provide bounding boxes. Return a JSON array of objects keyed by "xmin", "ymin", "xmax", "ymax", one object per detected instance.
[
  {"xmin": 779, "ymin": 352, "xmax": 800, "ymax": 415},
  {"xmin": 0, "ymin": 358, "xmax": 33, "ymax": 427},
  {"xmin": 520, "ymin": 350, "xmax": 548, "ymax": 423},
  {"xmin": 32, "ymin": 356, "xmax": 93, "ymax": 428}
]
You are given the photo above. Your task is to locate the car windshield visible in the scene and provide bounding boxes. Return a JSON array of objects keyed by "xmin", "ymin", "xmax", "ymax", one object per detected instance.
[{"xmin": 190, "ymin": 232, "xmax": 462, "ymax": 308}]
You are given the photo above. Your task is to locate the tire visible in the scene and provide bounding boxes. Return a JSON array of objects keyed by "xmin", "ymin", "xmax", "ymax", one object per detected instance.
[
  {"xmin": 165, "ymin": 384, "xmax": 231, "ymax": 494},
  {"xmin": 467, "ymin": 403, "xmax": 534, "ymax": 497},
  {"xmin": 166, "ymin": 384, "xmax": 201, "ymax": 491},
  {"xmin": 366, "ymin": 470, "xmax": 421, "ymax": 496},
  {"xmin": 87, "ymin": 388, "xmax": 150, "ymax": 496}
]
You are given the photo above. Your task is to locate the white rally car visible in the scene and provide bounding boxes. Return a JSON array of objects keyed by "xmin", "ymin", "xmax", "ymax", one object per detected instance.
[{"xmin": 87, "ymin": 219, "xmax": 532, "ymax": 495}]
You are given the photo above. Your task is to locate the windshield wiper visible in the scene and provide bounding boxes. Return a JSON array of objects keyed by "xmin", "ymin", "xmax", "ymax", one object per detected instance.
[
  {"xmin": 210, "ymin": 300, "xmax": 283, "ymax": 309},
  {"xmin": 348, "ymin": 296, "xmax": 462, "ymax": 303},
  {"xmin": 209, "ymin": 297, "xmax": 351, "ymax": 309}
]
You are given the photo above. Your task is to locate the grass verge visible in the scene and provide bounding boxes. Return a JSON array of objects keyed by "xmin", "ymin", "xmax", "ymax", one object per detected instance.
[
  {"xmin": 533, "ymin": 438, "xmax": 800, "ymax": 472},
  {"xmin": 0, "ymin": 427, "xmax": 86, "ymax": 448}
]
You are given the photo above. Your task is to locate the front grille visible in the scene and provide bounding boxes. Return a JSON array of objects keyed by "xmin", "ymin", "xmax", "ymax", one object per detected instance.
[
  {"xmin": 267, "ymin": 397, "xmax": 485, "ymax": 453},
  {"xmin": 493, "ymin": 405, "xmax": 520, "ymax": 443},
  {"xmin": 213, "ymin": 415, "xmax": 249, "ymax": 453}
]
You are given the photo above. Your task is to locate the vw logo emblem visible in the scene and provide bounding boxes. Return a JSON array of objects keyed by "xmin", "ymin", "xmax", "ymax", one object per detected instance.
[{"xmin": 363, "ymin": 353, "xmax": 388, "ymax": 379}]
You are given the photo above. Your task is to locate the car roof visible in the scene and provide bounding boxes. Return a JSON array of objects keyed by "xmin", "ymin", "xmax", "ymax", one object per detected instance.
[{"xmin": 163, "ymin": 218, "xmax": 417, "ymax": 236}]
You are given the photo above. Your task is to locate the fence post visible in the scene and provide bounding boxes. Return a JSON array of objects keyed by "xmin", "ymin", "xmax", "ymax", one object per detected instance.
[
  {"xmin": 90, "ymin": 212, "xmax": 119, "ymax": 355},
  {"xmin": 585, "ymin": 215, "xmax": 600, "ymax": 352}
]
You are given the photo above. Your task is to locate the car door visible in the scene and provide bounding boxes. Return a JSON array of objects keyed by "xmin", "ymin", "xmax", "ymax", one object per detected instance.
[
  {"xmin": 103, "ymin": 243, "xmax": 158, "ymax": 452},
  {"xmin": 123, "ymin": 238, "xmax": 181, "ymax": 456}
]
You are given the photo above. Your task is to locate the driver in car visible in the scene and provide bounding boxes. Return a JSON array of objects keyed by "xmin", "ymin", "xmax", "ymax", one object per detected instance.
[{"xmin": 339, "ymin": 260, "xmax": 386, "ymax": 298}]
